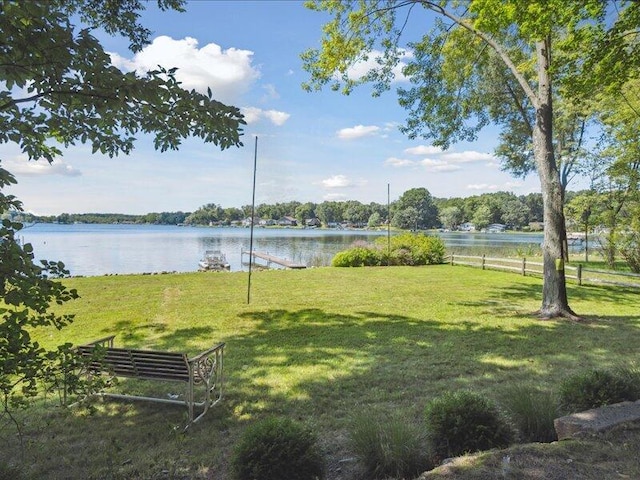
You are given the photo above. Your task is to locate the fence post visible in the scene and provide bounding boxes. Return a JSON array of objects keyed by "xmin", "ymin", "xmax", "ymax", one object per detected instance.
[
  {"xmin": 577, "ymin": 263, "xmax": 582, "ymax": 286},
  {"xmin": 522, "ymin": 257, "xmax": 526, "ymax": 276},
  {"xmin": 482, "ymin": 254, "xmax": 486, "ymax": 270},
  {"xmin": 451, "ymin": 253, "xmax": 454, "ymax": 266}
]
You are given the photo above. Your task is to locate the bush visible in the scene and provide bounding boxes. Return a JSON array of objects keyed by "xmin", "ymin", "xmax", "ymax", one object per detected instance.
[
  {"xmin": 424, "ymin": 391, "xmax": 514, "ymax": 460},
  {"xmin": 331, "ymin": 246, "xmax": 382, "ymax": 267},
  {"xmin": 559, "ymin": 367, "xmax": 640, "ymax": 413},
  {"xmin": 499, "ymin": 384, "xmax": 559, "ymax": 443},
  {"xmin": 377, "ymin": 232, "xmax": 445, "ymax": 265},
  {"xmin": 619, "ymin": 232, "xmax": 640, "ymax": 273},
  {"xmin": 349, "ymin": 412, "xmax": 431, "ymax": 479},
  {"xmin": 0, "ymin": 462, "xmax": 24, "ymax": 480},
  {"xmin": 332, "ymin": 233, "xmax": 446, "ymax": 267},
  {"xmin": 231, "ymin": 417, "xmax": 324, "ymax": 480}
]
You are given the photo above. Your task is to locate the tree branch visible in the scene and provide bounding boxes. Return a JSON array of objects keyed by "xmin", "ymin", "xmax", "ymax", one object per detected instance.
[{"xmin": 415, "ymin": 0, "xmax": 539, "ymax": 109}]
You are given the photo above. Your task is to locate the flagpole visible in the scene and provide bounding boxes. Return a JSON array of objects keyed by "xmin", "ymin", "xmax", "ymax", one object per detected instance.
[{"xmin": 247, "ymin": 136, "xmax": 258, "ymax": 304}]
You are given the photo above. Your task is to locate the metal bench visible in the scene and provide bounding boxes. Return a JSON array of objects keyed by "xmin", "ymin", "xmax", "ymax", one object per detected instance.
[{"xmin": 77, "ymin": 335, "xmax": 224, "ymax": 428}]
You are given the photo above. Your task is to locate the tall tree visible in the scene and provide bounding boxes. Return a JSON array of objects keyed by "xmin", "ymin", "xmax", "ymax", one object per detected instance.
[
  {"xmin": 393, "ymin": 187, "xmax": 438, "ymax": 229},
  {"xmin": 302, "ymin": 0, "xmax": 639, "ymax": 319}
]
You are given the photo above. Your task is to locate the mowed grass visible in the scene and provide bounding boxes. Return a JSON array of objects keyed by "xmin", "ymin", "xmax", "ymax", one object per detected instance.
[{"xmin": 3, "ymin": 265, "xmax": 640, "ymax": 479}]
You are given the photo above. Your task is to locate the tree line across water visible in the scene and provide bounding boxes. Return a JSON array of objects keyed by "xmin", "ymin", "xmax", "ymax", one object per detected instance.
[
  {"xmin": 10, "ymin": 187, "xmax": 620, "ymax": 234},
  {"xmin": 16, "ymin": 189, "xmax": 545, "ymax": 231}
]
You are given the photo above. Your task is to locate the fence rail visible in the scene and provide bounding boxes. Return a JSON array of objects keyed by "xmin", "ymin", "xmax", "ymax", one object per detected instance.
[{"xmin": 447, "ymin": 254, "xmax": 640, "ymax": 289}]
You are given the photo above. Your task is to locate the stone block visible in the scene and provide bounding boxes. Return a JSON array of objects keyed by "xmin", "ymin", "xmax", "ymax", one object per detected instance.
[{"xmin": 554, "ymin": 400, "xmax": 640, "ymax": 440}]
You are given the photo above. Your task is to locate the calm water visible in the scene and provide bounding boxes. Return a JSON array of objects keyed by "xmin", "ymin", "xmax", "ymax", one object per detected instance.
[{"xmin": 19, "ymin": 224, "xmax": 546, "ymax": 277}]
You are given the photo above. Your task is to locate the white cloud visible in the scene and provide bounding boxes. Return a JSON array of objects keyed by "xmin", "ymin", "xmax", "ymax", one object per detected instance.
[
  {"xmin": 109, "ymin": 36, "xmax": 260, "ymax": 104},
  {"xmin": 419, "ymin": 158, "xmax": 444, "ymax": 167},
  {"xmin": 263, "ymin": 110, "xmax": 290, "ymax": 126},
  {"xmin": 385, "ymin": 157, "xmax": 413, "ymax": 167},
  {"xmin": 432, "ymin": 164, "xmax": 462, "ymax": 172},
  {"xmin": 389, "ymin": 146, "xmax": 495, "ymax": 174},
  {"xmin": 4, "ymin": 156, "xmax": 81, "ymax": 177},
  {"xmin": 441, "ymin": 150, "xmax": 494, "ymax": 163},
  {"xmin": 404, "ymin": 145, "xmax": 443, "ymax": 156},
  {"xmin": 504, "ymin": 181, "xmax": 524, "ymax": 189},
  {"xmin": 419, "ymin": 158, "xmax": 461, "ymax": 172},
  {"xmin": 324, "ymin": 192, "xmax": 348, "ymax": 201},
  {"xmin": 337, "ymin": 125, "xmax": 380, "ymax": 140},
  {"xmin": 262, "ymin": 84, "xmax": 280, "ymax": 101},
  {"xmin": 345, "ymin": 49, "xmax": 412, "ymax": 83},
  {"xmin": 321, "ymin": 175, "xmax": 352, "ymax": 188},
  {"xmin": 467, "ymin": 183, "xmax": 499, "ymax": 191},
  {"xmin": 241, "ymin": 107, "xmax": 290, "ymax": 126}
]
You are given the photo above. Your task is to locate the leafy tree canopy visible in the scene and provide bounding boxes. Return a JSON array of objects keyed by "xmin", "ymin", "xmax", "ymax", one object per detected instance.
[
  {"xmin": 1, "ymin": 0, "xmax": 245, "ymax": 165},
  {"xmin": 301, "ymin": 0, "xmax": 639, "ymax": 318}
]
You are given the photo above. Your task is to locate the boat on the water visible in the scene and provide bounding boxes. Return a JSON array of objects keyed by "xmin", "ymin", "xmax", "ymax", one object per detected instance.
[{"xmin": 198, "ymin": 250, "xmax": 230, "ymax": 271}]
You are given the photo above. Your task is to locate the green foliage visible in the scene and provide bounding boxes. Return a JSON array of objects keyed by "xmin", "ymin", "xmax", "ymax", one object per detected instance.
[
  {"xmin": 0, "ymin": 167, "xmax": 80, "ymax": 414},
  {"xmin": 392, "ymin": 187, "xmax": 439, "ymax": 230},
  {"xmin": 1, "ymin": 1, "xmax": 244, "ymax": 165},
  {"xmin": 332, "ymin": 233, "xmax": 445, "ymax": 267},
  {"xmin": 231, "ymin": 417, "xmax": 324, "ymax": 480},
  {"xmin": 0, "ymin": 461, "xmax": 25, "ymax": 480},
  {"xmin": 499, "ymin": 384, "xmax": 559, "ymax": 443},
  {"xmin": 619, "ymin": 232, "xmax": 640, "ymax": 274},
  {"xmin": 377, "ymin": 232, "xmax": 446, "ymax": 265},
  {"xmin": 331, "ymin": 246, "xmax": 382, "ymax": 267},
  {"xmin": 349, "ymin": 412, "xmax": 430, "ymax": 479},
  {"xmin": 424, "ymin": 390, "xmax": 514, "ymax": 460},
  {"xmin": 40, "ymin": 342, "xmax": 113, "ymax": 407},
  {"xmin": 559, "ymin": 367, "xmax": 640, "ymax": 413}
]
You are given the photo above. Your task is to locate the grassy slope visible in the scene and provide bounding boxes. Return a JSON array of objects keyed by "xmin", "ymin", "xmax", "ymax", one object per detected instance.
[{"xmin": 3, "ymin": 265, "xmax": 640, "ymax": 479}]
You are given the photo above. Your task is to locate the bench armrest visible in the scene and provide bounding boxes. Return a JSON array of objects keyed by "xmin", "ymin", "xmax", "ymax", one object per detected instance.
[
  {"xmin": 83, "ymin": 335, "xmax": 116, "ymax": 348},
  {"xmin": 188, "ymin": 342, "xmax": 225, "ymax": 364}
]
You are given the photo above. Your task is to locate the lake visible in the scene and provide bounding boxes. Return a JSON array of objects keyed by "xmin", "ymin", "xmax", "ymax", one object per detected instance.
[{"xmin": 18, "ymin": 223, "xmax": 546, "ymax": 277}]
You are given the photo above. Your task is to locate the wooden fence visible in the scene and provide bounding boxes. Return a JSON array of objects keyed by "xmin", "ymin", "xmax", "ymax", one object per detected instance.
[{"xmin": 447, "ymin": 254, "xmax": 640, "ymax": 289}]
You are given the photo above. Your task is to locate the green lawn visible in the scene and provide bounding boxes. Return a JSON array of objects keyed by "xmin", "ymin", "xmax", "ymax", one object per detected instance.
[{"xmin": 3, "ymin": 265, "xmax": 640, "ymax": 479}]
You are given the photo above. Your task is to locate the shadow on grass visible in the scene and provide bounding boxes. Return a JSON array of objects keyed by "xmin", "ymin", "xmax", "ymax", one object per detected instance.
[{"xmin": 18, "ymin": 277, "xmax": 639, "ymax": 479}]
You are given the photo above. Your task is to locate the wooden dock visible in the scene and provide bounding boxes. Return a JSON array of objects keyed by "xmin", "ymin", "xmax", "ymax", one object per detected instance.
[{"xmin": 241, "ymin": 250, "xmax": 307, "ymax": 269}]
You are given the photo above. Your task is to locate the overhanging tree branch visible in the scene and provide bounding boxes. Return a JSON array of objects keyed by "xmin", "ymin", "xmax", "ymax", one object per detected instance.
[{"xmin": 415, "ymin": 0, "xmax": 539, "ymax": 109}]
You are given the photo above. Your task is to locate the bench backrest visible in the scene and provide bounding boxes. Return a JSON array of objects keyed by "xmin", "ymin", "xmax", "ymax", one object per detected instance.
[{"xmin": 77, "ymin": 345, "xmax": 190, "ymax": 382}]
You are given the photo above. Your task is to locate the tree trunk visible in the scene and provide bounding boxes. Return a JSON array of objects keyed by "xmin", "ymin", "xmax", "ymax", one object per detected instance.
[{"xmin": 533, "ymin": 39, "xmax": 579, "ymax": 320}]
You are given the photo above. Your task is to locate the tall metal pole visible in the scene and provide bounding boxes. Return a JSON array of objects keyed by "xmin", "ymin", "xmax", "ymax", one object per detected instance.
[
  {"xmin": 247, "ymin": 136, "xmax": 258, "ymax": 304},
  {"xmin": 387, "ymin": 183, "xmax": 391, "ymax": 266}
]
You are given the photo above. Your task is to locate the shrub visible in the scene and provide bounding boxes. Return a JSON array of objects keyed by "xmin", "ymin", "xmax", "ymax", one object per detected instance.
[
  {"xmin": 331, "ymin": 246, "xmax": 382, "ymax": 267},
  {"xmin": 559, "ymin": 367, "xmax": 640, "ymax": 413},
  {"xmin": 619, "ymin": 232, "xmax": 640, "ymax": 273},
  {"xmin": 424, "ymin": 391, "xmax": 514, "ymax": 460},
  {"xmin": 332, "ymin": 233, "xmax": 445, "ymax": 267},
  {"xmin": 500, "ymin": 384, "xmax": 559, "ymax": 443},
  {"xmin": 377, "ymin": 232, "xmax": 446, "ymax": 265},
  {"xmin": 349, "ymin": 412, "xmax": 431, "ymax": 479},
  {"xmin": 0, "ymin": 462, "xmax": 24, "ymax": 480},
  {"xmin": 231, "ymin": 417, "xmax": 324, "ymax": 480}
]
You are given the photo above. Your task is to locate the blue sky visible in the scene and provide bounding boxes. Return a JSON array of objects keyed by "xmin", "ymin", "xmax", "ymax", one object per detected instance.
[{"xmin": 4, "ymin": 0, "xmax": 544, "ymax": 216}]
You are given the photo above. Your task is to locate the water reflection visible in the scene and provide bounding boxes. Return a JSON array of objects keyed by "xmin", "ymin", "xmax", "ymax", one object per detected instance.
[
  {"xmin": 20, "ymin": 224, "xmax": 558, "ymax": 277},
  {"xmin": 21, "ymin": 224, "xmax": 388, "ymax": 276}
]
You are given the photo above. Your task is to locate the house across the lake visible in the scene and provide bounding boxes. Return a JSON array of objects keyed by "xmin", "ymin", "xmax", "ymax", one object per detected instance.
[
  {"xmin": 459, "ymin": 222, "xmax": 476, "ymax": 232},
  {"xmin": 305, "ymin": 218, "xmax": 321, "ymax": 228},
  {"xmin": 487, "ymin": 223, "xmax": 506, "ymax": 233},
  {"xmin": 278, "ymin": 216, "xmax": 297, "ymax": 227}
]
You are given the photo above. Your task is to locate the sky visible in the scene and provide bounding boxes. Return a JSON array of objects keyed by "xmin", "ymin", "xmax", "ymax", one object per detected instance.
[{"xmin": 3, "ymin": 0, "xmax": 545, "ymax": 216}]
